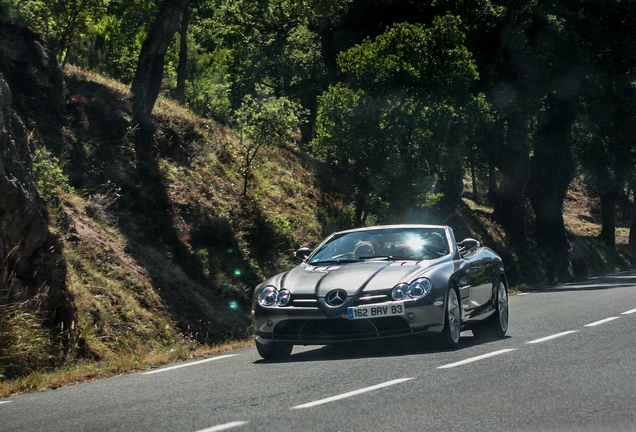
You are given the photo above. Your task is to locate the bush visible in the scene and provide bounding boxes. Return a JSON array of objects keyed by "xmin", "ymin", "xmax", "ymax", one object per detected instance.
[{"xmin": 32, "ymin": 148, "xmax": 73, "ymax": 203}]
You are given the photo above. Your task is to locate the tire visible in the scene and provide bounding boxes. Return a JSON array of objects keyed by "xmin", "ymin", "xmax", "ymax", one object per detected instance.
[
  {"xmin": 255, "ymin": 339, "xmax": 293, "ymax": 361},
  {"xmin": 438, "ymin": 286, "xmax": 461, "ymax": 349},
  {"xmin": 473, "ymin": 279, "xmax": 509, "ymax": 339}
]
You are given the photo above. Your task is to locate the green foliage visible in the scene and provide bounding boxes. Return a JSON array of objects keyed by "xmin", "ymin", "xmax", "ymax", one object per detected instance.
[
  {"xmin": 81, "ymin": 12, "xmax": 148, "ymax": 82},
  {"xmin": 4, "ymin": 0, "xmax": 110, "ymax": 64},
  {"xmin": 32, "ymin": 148, "xmax": 74, "ymax": 203},
  {"xmin": 235, "ymin": 89, "xmax": 306, "ymax": 195},
  {"xmin": 339, "ymin": 17, "xmax": 478, "ymax": 98},
  {"xmin": 182, "ymin": 49, "xmax": 233, "ymax": 122},
  {"xmin": 312, "ymin": 17, "xmax": 488, "ymax": 222},
  {"xmin": 211, "ymin": 0, "xmax": 351, "ymax": 110},
  {"xmin": 2, "ymin": 0, "xmax": 155, "ymax": 82}
]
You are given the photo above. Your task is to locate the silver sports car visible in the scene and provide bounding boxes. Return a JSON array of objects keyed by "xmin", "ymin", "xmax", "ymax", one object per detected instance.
[{"xmin": 252, "ymin": 224, "xmax": 509, "ymax": 360}]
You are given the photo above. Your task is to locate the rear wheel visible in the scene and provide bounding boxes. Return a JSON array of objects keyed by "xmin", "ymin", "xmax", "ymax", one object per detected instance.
[
  {"xmin": 473, "ymin": 279, "xmax": 509, "ymax": 339},
  {"xmin": 255, "ymin": 339, "xmax": 293, "ymax": 361},
  {"xmin": 439, "ymin": 287, "xmax": 461, "ymax": 349}
]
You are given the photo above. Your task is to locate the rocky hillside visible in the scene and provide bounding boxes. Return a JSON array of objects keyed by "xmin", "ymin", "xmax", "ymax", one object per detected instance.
[{"xmin": 0, "ymin": 21, "xmax": 75, "ymax": 342}]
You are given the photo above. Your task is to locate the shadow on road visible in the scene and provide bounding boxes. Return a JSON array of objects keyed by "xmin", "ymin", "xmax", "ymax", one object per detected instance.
[
  {"xmin": 255, "ymin": 333, "xmax": 511, "ymax": 363},
  {"xmin": 537, "ymin": 271, "xmax": 636, "ymax": 293}
]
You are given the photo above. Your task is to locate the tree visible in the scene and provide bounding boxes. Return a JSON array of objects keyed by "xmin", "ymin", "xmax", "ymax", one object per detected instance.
[
  {"xmin": 479, "ymin": 1, "xmax": 581, "ymax": 251},
  {"xmin": 4, "ymin": 0, "xmax": 112, "ymax": 66},
  {"xmin": 131, "ymin": 0, "xmax": 190, "ymax": 126},
  {"xmin": 312, "ymin": 17, "xmax": 485, "ymax": 223},
  {"xmin": 234, "ymin": 91, "xmax": 304, "ymax": 196},
  {"xmin": 311, "ymin": 84, "xmax": 388, "ymax": 224},
  {"xmin": 210, "ymin": 0, "xmax": 351, "ymax": 139},
  {"xmin": 522, "ymin": 1, "xmax": 583, "ymax": 254},
  {"xmin": 526, "ymin": 96, "xmax": 577, "ymax": 252},
  {"xmin": 174, "ymin": 1, "xmax": 190, "ymax": 103},
  {"xmin": 575, "ymin": 0, "xmax": 636, "ymax": 248}
]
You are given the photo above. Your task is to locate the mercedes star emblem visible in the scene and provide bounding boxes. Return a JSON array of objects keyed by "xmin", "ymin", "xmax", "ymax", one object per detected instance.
[{"xmin": 325, "ymin": 289, "xmax": 347, "ymax": 307}]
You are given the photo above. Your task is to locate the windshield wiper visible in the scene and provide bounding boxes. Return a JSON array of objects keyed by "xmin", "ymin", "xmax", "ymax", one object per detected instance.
[
  {"xmin": 356, "ymin": 255, "xmax": 423, "ymax": 261},
  {"xmin": 309, "ymin": 259, "xmax": 358, "ymax": 265},
  {"xmin": 310, "ymin": 255, "xmax": 427, "ymax": 264},
  {"xmin": 383, "ymin": 255, "xmax": 428, "ymax": 261}
]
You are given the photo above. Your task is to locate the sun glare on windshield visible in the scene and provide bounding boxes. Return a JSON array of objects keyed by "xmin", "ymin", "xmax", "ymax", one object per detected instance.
[{"xmin": 406, "ymin": 235, "xmax": 425, "ymax": 251}]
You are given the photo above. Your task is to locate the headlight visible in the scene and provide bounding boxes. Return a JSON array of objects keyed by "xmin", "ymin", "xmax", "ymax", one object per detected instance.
[
  {"xmin": 391, "ymin": 282, "xmax": 409, "ymax": 300},
  {"xmin": 276, "ymin": 289, "xmax": 291, "ymax": 306},
  {"xmin": 408, "ymin": 278, "xmax": 432, "ymax": 299},
  {"xmin": 258, "ymin": 285, "xmax": 278, "ymax": 306}
]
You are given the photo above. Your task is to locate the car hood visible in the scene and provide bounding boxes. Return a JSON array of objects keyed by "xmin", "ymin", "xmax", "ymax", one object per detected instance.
[{"xmin": 276, "ymin": 260, "xmax": 440, "ymax": 297}]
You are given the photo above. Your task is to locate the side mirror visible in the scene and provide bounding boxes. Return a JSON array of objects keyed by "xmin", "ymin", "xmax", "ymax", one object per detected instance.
[
  {"xmin": 295, "ymin": 247, "xmax": 313, "ymax": 261},
  {"xmin": 457, "ymin": 238, "xmax": 480, "ymax": 255}
]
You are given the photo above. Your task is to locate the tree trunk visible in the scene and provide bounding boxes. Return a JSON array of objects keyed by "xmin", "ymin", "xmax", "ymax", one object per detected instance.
[
  {"xmin": 131, "ymin": 0, "xmax": 190, "ymax": 125},
  {"xmin": 58, "ymin": 8, "xmax": 82, "ymax": 67},
  {"xmin": 353, "ymin": 174, "xmax": 371, "ymax": 227},
  {"xmin": 440, "ymin": 137, "xmax": 465, "ymax": 207},
  {"xmin": 491, "ymin": 112, "xmax": 531, "ymax": 247},
  {"xmin": 531, "ymin": 198, "xmax": 568, "ymax": 246},
  {"xmin": 598, "ymin": 186, "xmax": 618, "ymax": 247},
  {"xmin": 629, "ymin": 183, "xmax": 636, "ymax": 247},
  {"xmin": 469, "ymin": 145, "xmax": 479, "ymax": 203},
  {"xmin": 598, "ymin": 142, "xmax": 631, "ymax": 248},
  {"xmin": 526, "ymin": 97, "xmax": 576, "ymax": 254},
  {"xmin": 487, "ymin": 156, "xmax": 498, "ymax": 206},
  {"xmin": 175, "ymin": 2, "xmax": 190, "ymax": 104},
  {"xmin": 441, "ymin": 165, "xmax": 464, "ymax": 206},
  {"xmin": 354, "ymin": 193, "xmax": 367, "ymax": 227}
]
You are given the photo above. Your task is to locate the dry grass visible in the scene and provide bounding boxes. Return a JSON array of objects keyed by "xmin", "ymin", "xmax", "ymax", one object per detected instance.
[
  {"xmin": 65, "ymin": 65, "xmax": 130, "ymax": 99},
  {"xmin": 0, "ymin": 339, "xmax": 253, "ymax": 398},
  {"xmin": 563, "ymin": 186, "xmax": 630, "ymax": 244},
  {"xmin": 0, "ymin": 299, "xmax": 55, "ymax": 381}
]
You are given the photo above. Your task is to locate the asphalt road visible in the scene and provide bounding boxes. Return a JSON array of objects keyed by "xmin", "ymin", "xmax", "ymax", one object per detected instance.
[{"xmin": 2, "ymin": 272, "xmax": 636, "ymax": 432}]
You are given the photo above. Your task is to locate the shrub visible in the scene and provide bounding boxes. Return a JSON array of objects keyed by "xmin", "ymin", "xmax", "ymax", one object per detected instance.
[{"xmin": 32, "ymin": 148, "xmax": 73, "ymax": 203}]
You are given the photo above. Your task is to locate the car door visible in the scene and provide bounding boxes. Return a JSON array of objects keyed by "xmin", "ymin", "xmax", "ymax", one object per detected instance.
[{"xmin": 460, "ymin": 249, "xmax": 492, "ymax": 315}]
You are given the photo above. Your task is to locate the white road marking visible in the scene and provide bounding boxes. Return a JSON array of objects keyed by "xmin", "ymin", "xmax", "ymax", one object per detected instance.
[
  {"xmin": 437, "ymin": 349, "xmax": 516, "ymax": 369},
  {"xmin": 142, "ymin": 355, "xmax": 238, "ymax": 375},
  {"xmin": 291, "ymin": 378, "xmax": 413, "ymax": 409},
  {"xmin": 195, "ymin": 421, "xmax": 250, "ymax": 432},
  {"xmin": 526, "ymin": 330, "xmax": 578, "ymax": 344},
  {"xmin": 0, "ymin": 401, "xmax": 12, "ymax": 405},
  {"xmin": 622, "ymin": 308, "xmax": 636, "ymax": 315},
  {"xmin": 585, "ymin": 317, "xmax": 620, "ymax": 327}
]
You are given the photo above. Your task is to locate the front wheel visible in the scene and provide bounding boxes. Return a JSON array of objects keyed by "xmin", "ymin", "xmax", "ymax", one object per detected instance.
[
  {"xmin": 473, "ymin": 279, "xmax": 509, "ymax": 339},
  {"xmin": 255, "ymin": 339, "xmax": 293, "ymax": 361},
  {"xmin": 438, "ymin": 287, "xmax": 461, "ymax": 349}
]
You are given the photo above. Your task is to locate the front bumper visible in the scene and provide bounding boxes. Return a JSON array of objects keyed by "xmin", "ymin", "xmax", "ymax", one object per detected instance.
[{"xmin": 252, "ymin": 296, "xmax": 446, "ymax": 345}]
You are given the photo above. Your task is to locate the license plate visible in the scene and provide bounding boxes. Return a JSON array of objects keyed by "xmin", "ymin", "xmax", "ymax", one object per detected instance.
[{"xmin": 347, "ymin": 303, "xmax": 405, "ymax": 320}]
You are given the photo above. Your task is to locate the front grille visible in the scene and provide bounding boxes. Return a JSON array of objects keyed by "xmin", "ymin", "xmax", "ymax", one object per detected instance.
[
  {"xmin": 290, "ymin": 298, "xmax": 318, "ymax": 307},
  {"xmin": 353, "ymin": 293, "xmax": 390, "ymax": 305},
  {"xmin": 272, "ymin": 316, "xmax": 411, "ymax": 343},
  {"xmin": 287, "ymin": 291, "xmax": 392, "ymax": 309},
  {"xmin": 289, "ymin": 293, "xmax": 319, "ymax": 308}
]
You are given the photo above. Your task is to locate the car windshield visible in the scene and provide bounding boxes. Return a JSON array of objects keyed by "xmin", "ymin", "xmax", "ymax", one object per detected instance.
[{"xmin": 308, "ymin": 227, "xmax": 449, "ymax": 264}]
